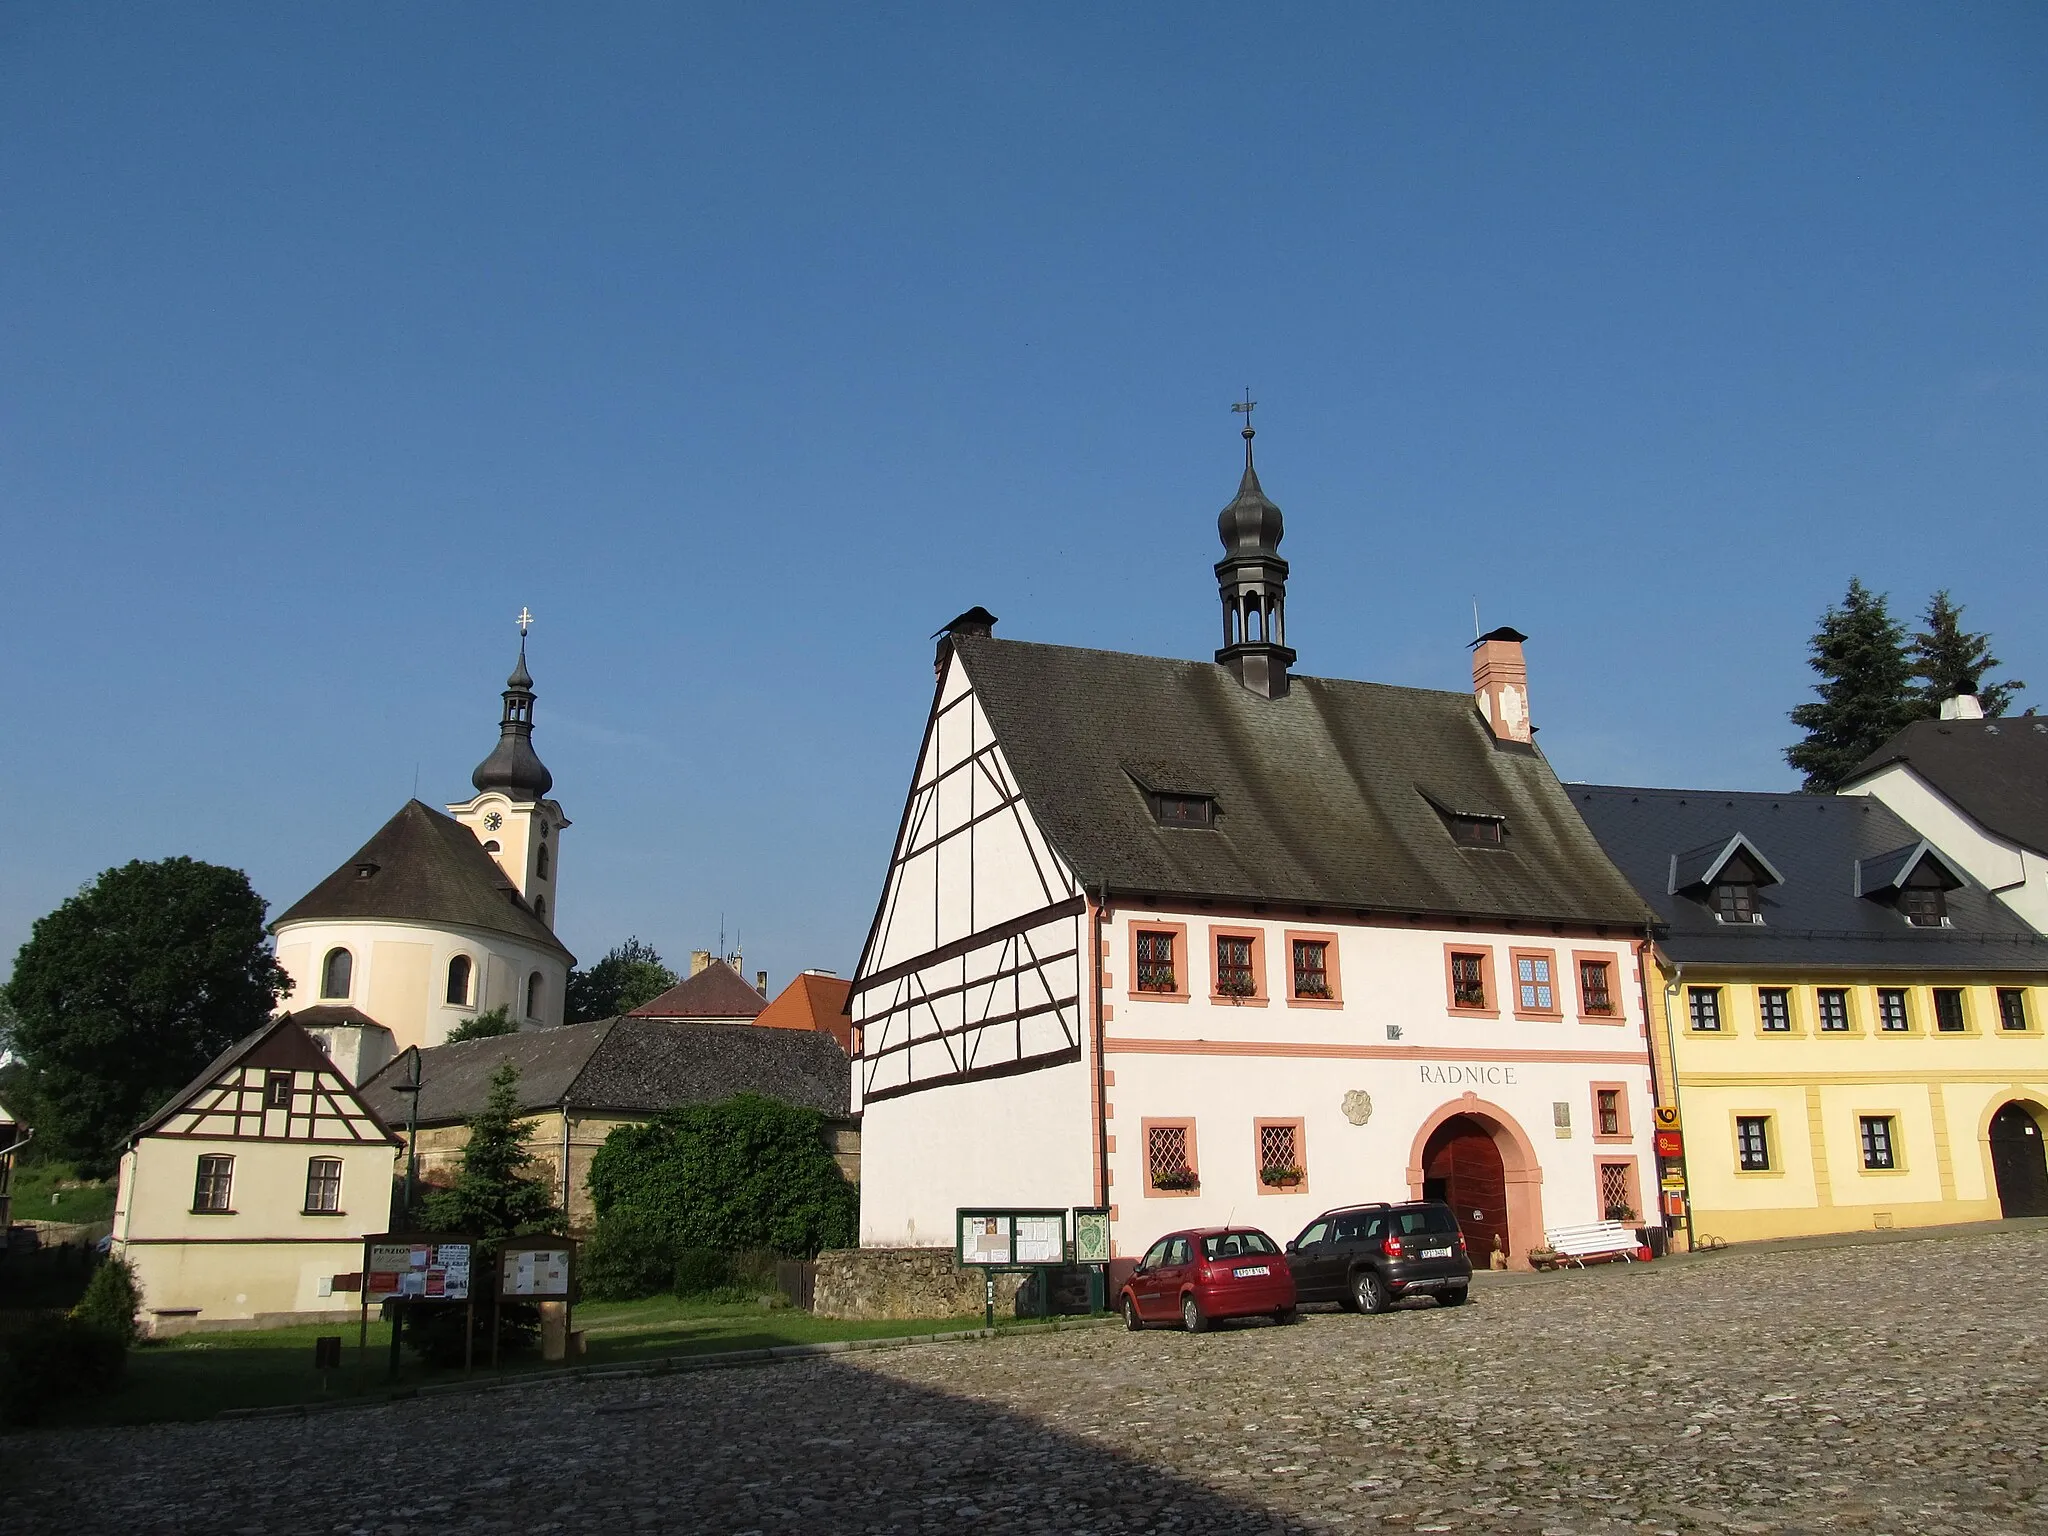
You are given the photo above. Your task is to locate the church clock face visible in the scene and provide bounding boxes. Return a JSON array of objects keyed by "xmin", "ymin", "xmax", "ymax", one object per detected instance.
[{"xmin": 483, "ymin": 812, "xmax": 504, "ymax": 832}]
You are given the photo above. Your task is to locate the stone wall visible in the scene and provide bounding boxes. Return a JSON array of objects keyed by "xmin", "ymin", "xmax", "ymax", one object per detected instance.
[{"xmin": 812, "ymin": 1247, "xmax": 1029, "ymax": 1320}]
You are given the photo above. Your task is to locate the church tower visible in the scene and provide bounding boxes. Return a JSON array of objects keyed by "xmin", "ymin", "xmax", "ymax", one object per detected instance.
[
  {"xmin": 447, "ymin": 614, "xmax": 570, "ymax": 931},
  {"xmin": 1214, "ymin": 412, "xmax": 1295, "ymax": 699}
]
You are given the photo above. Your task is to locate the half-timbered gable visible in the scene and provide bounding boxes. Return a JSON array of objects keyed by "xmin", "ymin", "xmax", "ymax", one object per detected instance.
[
  {"xmin": 852, "ymin": 636, "xmax": 1086, "ymax": 1106},
  {"xmin": 140, "ymin": 1017, "xmax": 393, "ymax": 1147}
]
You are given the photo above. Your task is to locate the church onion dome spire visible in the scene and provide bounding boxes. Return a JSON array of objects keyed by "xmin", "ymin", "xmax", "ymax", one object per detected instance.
[
  {"xmin": 1214, "ymin": 396, "xmax": 1296, "ymax": 699},
  {"xmin": 471, "ymin": 618, "xmax": 554, "ymax": 799},
  {"xmin": 1217, "ymin": 425, "xmax": 1285, "ymax": 554}
]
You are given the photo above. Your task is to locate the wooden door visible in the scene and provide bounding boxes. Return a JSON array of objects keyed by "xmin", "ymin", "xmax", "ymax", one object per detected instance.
[
  {"xmin": 1991, "ymin": 1104, "xmax": 2048, "ymax": 1218},
  {"xmin": 1424, "ymin": 1116, "xmax": 1510, "ymax": 1262}
]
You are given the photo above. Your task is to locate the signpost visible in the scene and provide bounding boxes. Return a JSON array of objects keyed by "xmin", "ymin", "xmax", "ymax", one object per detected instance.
[{"xmin": 957, "ymin": 1209, "xmax": 1067, "ymax": 1328}]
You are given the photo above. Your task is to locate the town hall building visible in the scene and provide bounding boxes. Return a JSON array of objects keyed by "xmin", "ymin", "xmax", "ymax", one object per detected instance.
[{"xmin": 848, "ymin": 425, "xmax": 1664, "ymax": 1267}]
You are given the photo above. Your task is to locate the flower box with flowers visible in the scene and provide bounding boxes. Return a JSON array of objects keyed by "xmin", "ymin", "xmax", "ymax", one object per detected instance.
[
  {"xmin": 1259, "ymin": 1165, "xmax": 1304, "ymax": 1189},
  {"xmin": 1152, "ymin": 1168, "xmax": 1200, "ymax": 1192}
]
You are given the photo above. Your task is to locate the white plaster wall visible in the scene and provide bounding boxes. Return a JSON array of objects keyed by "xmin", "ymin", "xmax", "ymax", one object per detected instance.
[
  {"xmin": 1843, "ymin": 766, "xmax": 2048, "ymax": 933},
  {"xmin": 1100, "ymin": 906, "xmax": 1658, "ymax": 1258},
  {"xmin": 1105, "ymin": 1049, "xmax": 1653, "ymax": 1258},
  {"xmin": 858, "ymin": 1057, "xmax": 1096, "ymax": 1247},
  {"xmin": 272, "ymin": 916, "xmax": 569, "ymax": 1057}
]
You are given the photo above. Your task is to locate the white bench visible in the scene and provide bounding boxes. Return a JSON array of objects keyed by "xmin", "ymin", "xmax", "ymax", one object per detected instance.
[{"xmin": 1542, "ymin": 1221, "xmax": 1642, "ymax": 1268}]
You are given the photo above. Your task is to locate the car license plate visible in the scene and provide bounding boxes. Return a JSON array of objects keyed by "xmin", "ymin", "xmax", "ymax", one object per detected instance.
[
  {"xmin": 1234, "ymin": 1265, "xmax": 1270, "ymax": 1277},
  {"xmin": 1422, "ymin": 1246, "xmax": 1452, "ymax": 1259}
]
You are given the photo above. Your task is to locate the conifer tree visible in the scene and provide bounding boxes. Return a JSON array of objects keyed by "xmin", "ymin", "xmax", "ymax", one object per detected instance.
[
  {"xmin": 1910, "ymin": 591, "xmax": 2025, "ymax": 716},
  {"xmin": 1785, "ymin": 579, "xmax": 1920, "ymax": 792},
  {"xmin": 415, "ymin": 1063, "xmax": 561, "ymax": 1238}
]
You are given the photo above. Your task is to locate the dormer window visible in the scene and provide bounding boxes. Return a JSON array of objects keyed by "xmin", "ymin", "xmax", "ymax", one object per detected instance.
[
  {"xmin": 1712, "ymin": 881, "xmax": 1761, "ymax": 925},
  {"xmin": 1447, "ymin": 813, "xmax": 1505, "ymax": 846},
  {"xmin": 1671, "ymin": 835, "xmax": 1782, "ymax": 926},
  {"xmin": 1151, "ymin": 793, "xmax": 1216, "ymax": 828},
  {"xmin": 1856, "ymin": 842, "xmax": 1961, "ymax": 928},
  {"xmin": 1898, "ymin": 885, "xmax": 1947, "ymax": 927}
]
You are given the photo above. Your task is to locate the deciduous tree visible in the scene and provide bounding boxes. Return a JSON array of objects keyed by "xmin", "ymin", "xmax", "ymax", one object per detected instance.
[
  {"xmin": 565, "ymin": 937, "xmax": 677, "ymax": 1023},
  {"xmin": 3, "ymin": 859, "xmax": 289, "ymax": 1173}
]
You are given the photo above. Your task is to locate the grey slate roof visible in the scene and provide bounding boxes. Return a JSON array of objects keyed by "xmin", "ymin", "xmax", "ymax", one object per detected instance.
[
  {"xmin": 357, "ymin": 1018, "xmax": 851, "ymax": 1127},
  {"xmin": 1571, "ymin": 784, "xmax": 2048, "ymax": 972},
  {"xmin": 627, "ymin": 958, "xmax": 769, "ymax": 1021},
  {"xmin": 1847, "ymin": 717, "xmax": 2048, "ymax": 855},
  {"xmin": 951, "ymin": 634, "xmax": 1654, "ymax": 927},
  {"xmin": 272, "ymin": 800, "xmax": 572, "ymax": 961}
]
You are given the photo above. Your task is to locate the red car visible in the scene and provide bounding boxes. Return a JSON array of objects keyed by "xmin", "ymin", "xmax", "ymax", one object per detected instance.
[{"xmin": 1120, "ymin": 1227, "xmax": 1297, "ymax": 1332}]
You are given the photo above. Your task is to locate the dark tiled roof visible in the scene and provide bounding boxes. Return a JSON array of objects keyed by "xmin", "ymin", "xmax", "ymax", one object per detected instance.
[
  {"xmin": 1572, "ymin": 785, "xmax": 2048, "ymax": 971},
  {"xmin": 272, "ymin": 800, "xmax": 571, "ymax": 961},
  {"xmin": 129, "ymin": 1017, "xmax": 400, "ymax": 1144},
  {"xmin": 951, "ymin": 635, "xmax": 1654, "ymax": 927},
  {"xmin": 628, "ymin": 959, "xmax": 768, "ymax": 1021},
  {"xmin": 357, "ymin": 1018, "xmax": 849, "ymax": 1127},
  {"xmin": 1847, "ymin": 717, "xmax": 2048, "ymax": 855}
]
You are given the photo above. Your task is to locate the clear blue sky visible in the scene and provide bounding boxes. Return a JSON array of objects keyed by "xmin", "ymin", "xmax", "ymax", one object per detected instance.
[{"xmin": 3, "ymin": 5, "xmax": 2043, "ymax": 990}]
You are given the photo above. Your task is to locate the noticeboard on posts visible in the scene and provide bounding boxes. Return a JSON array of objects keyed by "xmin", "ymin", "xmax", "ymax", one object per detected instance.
[
  {"xmin": 956, "ymin": 1209, "xmax": 1067, "ymax": 1268},
  {"xmin": 500, "ymin": 1244, "xmax": 573, "ymax": 1298},
  {"xmin": 363, "ymin": 1235, "xmax": 473, "ymax": 1301}
]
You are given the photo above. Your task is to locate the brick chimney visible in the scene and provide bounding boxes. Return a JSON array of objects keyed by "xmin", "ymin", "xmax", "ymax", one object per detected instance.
[
  {"xmin": 689, "ymin": 949, "xmax": 712, "ymax": 976},
  {"xmin": 1940, "ymin": 694, "xmax": 1985, "ymax": 720},
  {"xmin": 756, "ymin": 970, "xmax": 768, "ymax": 996},
  {"xmin": 1471, "ymin": 626, "xmax": 1532, "ymax": 744}
]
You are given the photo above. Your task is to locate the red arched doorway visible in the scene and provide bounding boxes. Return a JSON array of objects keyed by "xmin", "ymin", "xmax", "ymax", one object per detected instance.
[
  {"xmin": 1990, "ymin": 1102, "xmax": 2048, "ymax": 1218},
  {"xmin": 1422, "ymin": 1115, "xmax": 1510, "ymax": 1264}
]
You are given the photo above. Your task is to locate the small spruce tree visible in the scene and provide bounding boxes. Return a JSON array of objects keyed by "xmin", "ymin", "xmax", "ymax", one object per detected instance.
[
  {"xmin": 1910, "ymin": 591, "xmax": 2025, "ymax": 717},
  {"xmin": 1786, "ymin": 579, "xmax": 1921, "ymax": 791},
  {"xmin": 414, "ymin": 1062, "xmax": 562, "ymax": 1239}
]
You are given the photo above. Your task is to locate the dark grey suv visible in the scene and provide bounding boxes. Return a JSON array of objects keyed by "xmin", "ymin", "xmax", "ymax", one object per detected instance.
[{"xmin": 1284, "ymin": 1201, "xmax": 1472, "ymax": 1313}]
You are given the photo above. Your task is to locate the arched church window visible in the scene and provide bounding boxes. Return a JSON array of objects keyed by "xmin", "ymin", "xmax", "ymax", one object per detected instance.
[
  {"xmin": 483, "ymin": 840, "xmax": 501, "ymax": 856},
  {"xmin": 536, "ymin": 843, "xmax": 550, "ymax": 880},
  {"xmin": 534, "ymin": 896, "xmax": 546, "ymax": 920},
  {"xmin": 321, "ymin": 948, "xmax": 352, "ymax": 1000},
  {"xmin": 446, "ymin": 954, "xmax": 472, "ymax": 1007},
  {"xmin": 525, "ymin": 971, "xmax": 544, "ymax": 1019}
]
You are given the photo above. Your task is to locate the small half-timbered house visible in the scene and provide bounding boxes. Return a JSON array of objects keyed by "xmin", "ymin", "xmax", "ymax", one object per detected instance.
[
  {"xmin": 112, "ymin": 1018, "xmax": 400, "ymax": 1333},
  {"xmin": 849, "ymin": 427, "xmax": 1663, "ymax": 1266}
]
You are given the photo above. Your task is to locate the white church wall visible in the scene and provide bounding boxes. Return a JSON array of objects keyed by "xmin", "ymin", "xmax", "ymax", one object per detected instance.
[{"xmin": 273, "ymin": 916, "xmax": 568, "ymax": 1056}]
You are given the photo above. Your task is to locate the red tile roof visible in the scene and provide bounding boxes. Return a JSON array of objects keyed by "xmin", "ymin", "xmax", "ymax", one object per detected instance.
[
  {"xmin": 627, "ymin": 958, "xmax": 769, "ymax": 1022},
  {"xmin": 754, "ymin": 971, "xmax": 853, "ymax": 1053}
]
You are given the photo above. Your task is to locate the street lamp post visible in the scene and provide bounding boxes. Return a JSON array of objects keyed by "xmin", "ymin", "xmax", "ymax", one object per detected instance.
[{"xmin": 387, "ymin": 1051, "xmax": 424, "ymax": 1378}]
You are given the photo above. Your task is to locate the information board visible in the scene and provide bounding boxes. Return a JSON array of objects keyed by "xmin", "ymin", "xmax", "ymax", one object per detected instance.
[
  {"xmin": 364, "ymin": 1238, "xmax": 473, "ymax": 1301},
  {"xmin": 1072, "ymin": 1207, "xmax": 1111, "ymax": 1265},
  {"xmin": 500, "ymin": 1247, "xmax": 572, "ymax": 1298},
  {"xmin": 956, "ymin": 1209, "xmax": 1067, "ymax": 1268}
]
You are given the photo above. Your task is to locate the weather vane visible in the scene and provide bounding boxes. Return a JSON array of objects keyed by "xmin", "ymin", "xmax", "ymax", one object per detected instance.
[
  {"xmin": 1231, "ymin": 387, "xmax": 1256, "ymax": 430},
  {"xmin": 517, "ymin": 607, "xmax": 534, "ymax": 637}
]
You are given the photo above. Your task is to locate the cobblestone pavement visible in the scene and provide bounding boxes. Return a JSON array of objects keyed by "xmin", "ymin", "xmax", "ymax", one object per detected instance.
[{"xmin": 9, "ymin": 1227, "xmax": 2047, "ymax": 1535}]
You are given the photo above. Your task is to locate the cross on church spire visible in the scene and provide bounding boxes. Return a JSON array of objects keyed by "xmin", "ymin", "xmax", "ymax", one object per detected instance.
[{"xmin": 517, "ymin": 606, "xmax": 534, "ymax": 637}]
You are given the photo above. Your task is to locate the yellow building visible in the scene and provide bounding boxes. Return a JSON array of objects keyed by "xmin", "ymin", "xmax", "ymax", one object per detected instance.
[
  {"xmin": 112, "ymin": 1018, "xmax": 400, "ymax": 1334},
  {"xmin": 1574, "ymin": 786, "xmax": 2048, "ymax": 1245}
]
